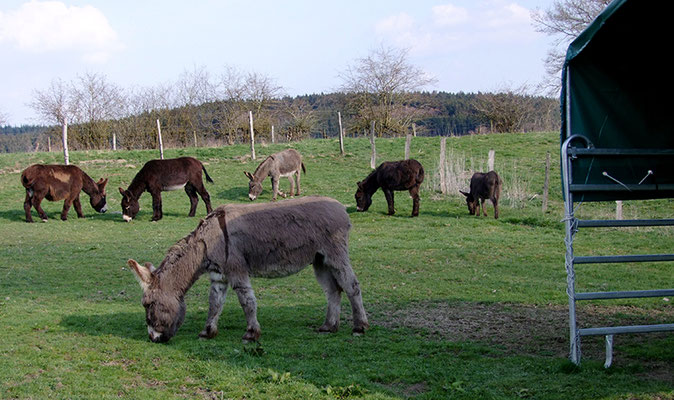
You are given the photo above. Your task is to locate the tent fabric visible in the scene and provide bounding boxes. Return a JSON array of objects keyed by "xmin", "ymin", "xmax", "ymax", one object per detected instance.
[{"xmin": 560, "ymin": 0, "xmax": 674, "ymax": 201}]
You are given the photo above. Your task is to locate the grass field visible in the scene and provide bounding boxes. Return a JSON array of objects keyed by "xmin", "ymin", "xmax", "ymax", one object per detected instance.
[{"xmin": 1, "ymin": 133, "xmax": 672, "ymax": 399}]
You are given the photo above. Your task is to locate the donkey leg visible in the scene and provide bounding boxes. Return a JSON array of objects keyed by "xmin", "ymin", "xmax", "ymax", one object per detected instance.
[
  {"xmin": 287, "ymin": 176, "xmax": 295, "ymax": 198},
  {"xmin": 195, "ymin": 182, "xmax": 212, "ymax": 214},
  {"xmin": 60, "ymin": 199, "xmax": 73, "ymax": 221},
  {"xmin": 480, "ymin": 198, "xmax": 488, "ymax": 217},
  {"xmin": 33, "ymin": 197, "xmax": 49, "ymax": 221},
  {"xmin": 313, "ymin": 254, "xmax": 342, "ymax": 333},
  {"xmin": 24, "ymin": 192, "xmax": 34, "ymax": 223},
  {"xmin": 383, "ymin": 188, "xmax": 395, "ymax": 215},
  {"xmin": 324, "ymin": 247, "xmax": 369, "ymax": 334},
  {"xmin": 230, "ymin": 274, "xmax": 261, "ymax": 342},
  {"xmin": 295, "ymin": 170, "xmax": 301, "ymax": 195},
  {"xmin": 271, "ymin": 176, "xmax": 285, "ymax": 200},
  {"xmin": 73, "ymin": 195, "xmax": 85, "ymax": 218},
  {"xmin": 199, "ymin": 271, "xmax": 229, "ymax": 339},
  {"xmin": 150, "ymin": 191, "xmax": 163, "ymax": 221},
  {"xmin": 409, "ymin": 186, "xmax": 420, "ymax": 217},
  {"xmin": 492, "ymin": 198, "xmax": 499, "ymax": 219},
  {"xmin": 184, "ymin": 184, "xmax": 199, "ymax": 217}
]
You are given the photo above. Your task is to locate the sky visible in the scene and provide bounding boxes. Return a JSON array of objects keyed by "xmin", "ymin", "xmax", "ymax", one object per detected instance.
[{"xmin": 0, "ymin": 0, "xmax": 558, "ymax": 126}]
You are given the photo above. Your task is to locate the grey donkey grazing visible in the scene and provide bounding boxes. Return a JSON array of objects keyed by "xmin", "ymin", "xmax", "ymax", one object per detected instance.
[
  {"xmin": 244, "ymin": 149, "xmax": 305, "ymax": 201},
  {"xmin": 128, "ymin": 196, "xmax": 368, "ymax": 343}
]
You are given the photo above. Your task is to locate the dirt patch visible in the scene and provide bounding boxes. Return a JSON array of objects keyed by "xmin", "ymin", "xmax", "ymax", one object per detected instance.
[{"xmin": 373, "ymin": 300, "xmax": 673, "ymax": 375}]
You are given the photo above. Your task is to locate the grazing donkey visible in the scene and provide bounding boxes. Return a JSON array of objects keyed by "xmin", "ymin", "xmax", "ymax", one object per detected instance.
[
  {"xmin": 119, "ymin": 157, "xmax": 213, "ymax": 222},
  {"xmin": 21, "ymin": 164, "xmax": 108, "ymax": 222},
  {"xmin": 355, "ymin": 159, "xmax": 425, "ymax": 217},
  {"xmin": 127, "ymin": 196, "xmax": 368, "ymax": 343},
  {"xmin": 460, "ymin": 170, "xmax": 501, "ymax": 219},
  {"xmin": 244, "ymin": 149, "xmax": 305, "ymax": 201}
]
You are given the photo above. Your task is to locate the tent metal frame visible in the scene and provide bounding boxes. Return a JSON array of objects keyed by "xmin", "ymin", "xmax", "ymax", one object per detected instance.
[{"xmin": 561, "ymin": 132, "xmax": 674, "ymax": 367}]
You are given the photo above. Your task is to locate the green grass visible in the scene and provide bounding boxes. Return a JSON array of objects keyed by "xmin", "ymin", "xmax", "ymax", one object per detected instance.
[{"xmin": 1, "ymin": 133, "xmax": 672, "ymax": 399}]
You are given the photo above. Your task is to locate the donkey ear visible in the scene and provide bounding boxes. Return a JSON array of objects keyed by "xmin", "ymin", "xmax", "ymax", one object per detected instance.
[
  {"xmin": 128, "ymin": 259, "xmax": 152, "ymax": 290},
  {"xmin": 459, "ymin": 190, "xmax": 469, "ymax": 197},
  {"xmin": 144, "ymin": 262, "xmax": 156, "ymax": 273},
  {"xmin": 119, "ymin": 187, "xmax": 127, "ymax": 197},
  {"xmin": 98, "ymin": 178, "xmax": 109, "ymax": 190},
  {"xmin": 243, "ymin": 171, "xmax": 253, "ymax": 181}
]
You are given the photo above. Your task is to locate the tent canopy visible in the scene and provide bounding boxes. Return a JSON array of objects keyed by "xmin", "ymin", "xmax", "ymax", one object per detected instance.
[{"xmin": 561, "ymin": 0, "xmax": 674, "ymax": 201}]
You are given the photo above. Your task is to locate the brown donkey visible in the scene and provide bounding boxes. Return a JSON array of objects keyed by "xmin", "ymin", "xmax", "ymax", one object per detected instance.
[
  {"xmin": 355, "ymin": 159, "xmax": 425, "ymax": 217},
  {"xmin": 128, "ymin": 196, "xmax": 368, "ymax": 343},
  {"xmin": 244, "ymin": 149, "xmax": 305, "ymax": 201},
  {"xmin": 119, "ymin": 157, "xmax": 213, "ymax": 222},
  {"xmin": 460, "ymin": 170, "xmax": 501, "ymax": 219},
  {"xmin": 21, "ymin": 164, "xmax": 108, "ymax": 222}
]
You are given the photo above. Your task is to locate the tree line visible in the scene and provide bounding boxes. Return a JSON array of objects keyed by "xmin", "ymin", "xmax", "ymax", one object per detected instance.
[{"xmin": 1, "ymin": 87, "xmax": 559, "ymax": 153}]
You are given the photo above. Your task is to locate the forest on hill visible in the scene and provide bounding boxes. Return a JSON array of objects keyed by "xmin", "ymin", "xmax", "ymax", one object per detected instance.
[{"xmin": 0, "ymin": 90, "xmax": 559, "ymax": 153}]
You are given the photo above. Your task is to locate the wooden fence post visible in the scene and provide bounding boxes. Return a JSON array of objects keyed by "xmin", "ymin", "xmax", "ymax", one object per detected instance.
[
  {"xmin": 337, "ymin": 112, "xmax": 345, "ymax": 155},
  {"xmin": 488, "ymin": 149, "xmax": 495, "ymax": 171},
  {"xmin": 112, "ymin": 132, "xmax": 117, "ymax": 150},
  {"xmin": 370, "ymin": 121, "xmax": 377, "ymax": 169},
  {"xmin": 47, "ymin": 136, "xmax": 51, "ymax": 152},
  {"xmin": 62, "ymin": 120, "xmax": 69, "ymax": 165},
  {"xmin": 404, "ymin": 134, "xmax": 412, "ymax": 159},
  {"xmin": 156, "ymin": 119, "xmax": 164, "ymax": 160},
  {"xmin": 249, "ymin": 111, "xmax": 256, "ymax": 160},
  {"xmin": 616, "ymin": 201, "xmax": 623, "ymax": 220},
  {"xmin": 193, "ymin": 131, "xmax": 198, "ymax": 147},
  {"xmin": 542, "ymin": 151, "xmax": 550, "ymax": 213},
  {"xmin": 412, "ymin": 122, "xmax": 417, "ymax": 137},
  {"xmin": 439, "ymin": 137, "xmax": 447, "ymax": 194},
  {"xmin": 271, "ymin": 125, "xmax": 275, "ymax": 144}
]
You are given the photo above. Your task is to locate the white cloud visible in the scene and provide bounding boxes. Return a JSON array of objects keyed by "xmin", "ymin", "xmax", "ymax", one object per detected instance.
[
  {"xmin": 432, "ymin": 4, "xmax": 469, "ymax": 26},
  {"xmin": 375, "ymin": 1, "xmax": 540, "ymax": 55},
  {"xmin": 0, "ymin": 1, "xmax": 122, "ymax": 63}
]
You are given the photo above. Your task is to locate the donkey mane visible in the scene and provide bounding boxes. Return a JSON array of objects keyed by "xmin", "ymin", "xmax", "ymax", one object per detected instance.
[{"xmin": 252, "ymin": 155, "xmax": 275, "ymax": 179}]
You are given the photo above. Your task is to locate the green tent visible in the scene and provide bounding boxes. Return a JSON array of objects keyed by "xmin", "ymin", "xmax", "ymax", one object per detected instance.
[{"xmin": 561, "ymin": 0, "xmax": 674, "ymax": 201}]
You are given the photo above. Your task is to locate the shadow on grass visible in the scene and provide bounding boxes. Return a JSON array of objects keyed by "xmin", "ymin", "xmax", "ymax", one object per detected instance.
[{"xmin": 58, "ymin": 301, "xmax": 674, "ymax": 399}]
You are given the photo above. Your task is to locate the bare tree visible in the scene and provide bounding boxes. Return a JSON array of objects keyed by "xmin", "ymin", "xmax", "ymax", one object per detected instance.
[
  {"xmin": 29, "ymin": 78, "xmax": 72, "ymax": 125},
  {"xmin": 68, "ymin": 72, "xmax": 126, "ymax": 148},
  {"xmin": 339, "ymin": 45, "xmax": 436, "ymax": 136},
  {"xmin": 0, "ymin": 109, "xmax": 7, "ymax": 126},
  {"xmin": 474, "ymin": 84, "xmax": 536, "ymax": 133},
  {"xmin": 532, "ymin": 0, "xmax": 611, "ymax": 94},
  {"xmin": 218, "ymin": 66, "xmax": 284, "ymax": 143}
]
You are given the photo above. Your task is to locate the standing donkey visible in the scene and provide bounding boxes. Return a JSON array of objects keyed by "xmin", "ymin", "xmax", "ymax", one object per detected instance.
[
  {"xmin": 355, "ymin": 159, "xmax": 425, "ymax": 217},
  {"xmin": 460, "ymin": 170, "xmax": 501, "ymax": 219},
  {"xmin": 127, "ymin": 196, "xmax": 368, "ymax": 343},
  {"xmin": 119, "ymin": 157, "xmax": 213, "ymax": 222},
  {"xmin": 21, "ymin": 164, "xmax": 108, "ymax": 222},
  {"xmin": 244, "ymin": 149, "xmax": 305, "ymax": 201}
]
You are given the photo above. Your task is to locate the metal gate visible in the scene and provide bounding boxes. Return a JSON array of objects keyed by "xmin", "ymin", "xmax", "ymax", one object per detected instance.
[{"xmin": 561, "ymin": 134, "xmax": 674, "ymax": 366}]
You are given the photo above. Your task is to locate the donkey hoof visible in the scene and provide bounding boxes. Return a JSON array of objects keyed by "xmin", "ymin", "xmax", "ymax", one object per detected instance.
[
  {"xmin": 352, "ymin": 327, "xmax": 366, "ymax": 336},
  {"xmin": 242, "ymin": 329, "xmax": 260, "ymax": 343},
  {"xmin": 318, "ymin": 324, "xmax": 338, "ymax": 333},
  {"xmin": 198, "ymin": 327, "xmax": 218, "ymax": 339}
]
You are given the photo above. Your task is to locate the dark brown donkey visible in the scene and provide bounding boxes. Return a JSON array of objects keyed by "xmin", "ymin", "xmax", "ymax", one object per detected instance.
[
  {"xmin": 21, "ymin": 164, "xmax": 108, "ymax": 222},
  {"xmin": 355, "ymin": 159, "xmax": 425, "ymax": 217},
  {"xmin": 460, "ymin": 170, "xmax": 501, "ymax": 219},
  {"xmin": 244, "ymin": 149, "xmax": 305, "ymax": 201},
  {"xmin": 118, "ymin": 157, "xmax": 213, "ymax": 222},
  {"xmin": 128, "ymin": 196, "xmax": 368, "ymax": 343}
]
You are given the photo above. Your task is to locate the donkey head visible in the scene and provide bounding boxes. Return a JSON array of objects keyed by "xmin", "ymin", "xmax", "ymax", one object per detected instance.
[
  {"xmin": 119, "ymin": 187, "xmax": 140, "ymax": 222},
  {"xmin": 90, "ymin": 178, "xmax": 109, "ymax": 213},
  {"xmin": 128, "ymin": 259, "xmax": 186, "ymax": 343},
  {"xmin": 459, "ymin": 190, "xmax": 477, "ymax": 215},
  {"xmin": 244, "ymin": 171, "xmax": 262, "ymax": 201},
  {"xmin": 355, "ymin": 181, "xmax": 372, "ymax": 212}
]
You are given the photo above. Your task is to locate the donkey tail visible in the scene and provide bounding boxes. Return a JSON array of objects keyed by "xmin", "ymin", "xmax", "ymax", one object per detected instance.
[
  {"xmin": 202, "ymin": 165, "xmax": 214, "ymax": 183},
  {"xmin": 301, "ymin": 162, "xmax": 306, "ymax": 174}
]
